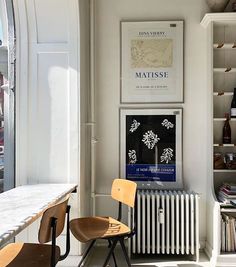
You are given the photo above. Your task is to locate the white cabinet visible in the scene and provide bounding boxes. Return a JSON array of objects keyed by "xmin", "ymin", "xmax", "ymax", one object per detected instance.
[{"xmin": 201, "ymin": 13, "xmax": 236, "ymax": 266}]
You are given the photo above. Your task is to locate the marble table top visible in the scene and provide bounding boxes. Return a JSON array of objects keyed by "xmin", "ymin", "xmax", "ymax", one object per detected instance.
[{"xmin": 0, "ymin": 183, "xmax": 77, "ymax": 246}]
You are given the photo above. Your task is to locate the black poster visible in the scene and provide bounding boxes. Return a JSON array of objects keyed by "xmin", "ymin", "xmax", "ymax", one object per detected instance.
[{"xmin": 126, "ymin": 114, "xmax": 176, "ymax": 182}]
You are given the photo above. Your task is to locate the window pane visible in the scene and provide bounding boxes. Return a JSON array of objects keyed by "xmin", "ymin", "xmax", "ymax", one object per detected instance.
[
  {"xmin": 0, "ymin": 73, "xmax": 3, "ymax": 193},
  {"xmin": 0, "ymin": 1, "xmax": 15, "ymax": 193}
]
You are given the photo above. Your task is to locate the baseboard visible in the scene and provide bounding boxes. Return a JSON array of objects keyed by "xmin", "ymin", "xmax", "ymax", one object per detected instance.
[
  {"xmin": 204, "ymin": 241, "xmax": 213, "ymax": 260},
  {"xmin": 199, "ymin": 239, "xmax": 206, "ymax": 250}
]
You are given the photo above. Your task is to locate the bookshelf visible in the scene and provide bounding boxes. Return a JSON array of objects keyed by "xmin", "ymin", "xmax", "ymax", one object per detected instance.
[{"xmin": 201, "ymin": 13, "xmax": 236, "ymax": 266}]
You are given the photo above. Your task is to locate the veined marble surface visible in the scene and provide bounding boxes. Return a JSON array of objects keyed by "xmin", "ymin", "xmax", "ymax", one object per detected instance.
[{"xmin": 0, "ymin": 183, "xmax": 77, "ymax": 246}]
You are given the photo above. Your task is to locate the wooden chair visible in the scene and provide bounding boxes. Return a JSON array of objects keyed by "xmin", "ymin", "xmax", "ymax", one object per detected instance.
[
  {"xmin": 70, "ymin": 178, "xmax": 137, "ymax": 267},
  {"xmin": 0, "ymin": 197, "xmax": 71, "ymax": 267}
]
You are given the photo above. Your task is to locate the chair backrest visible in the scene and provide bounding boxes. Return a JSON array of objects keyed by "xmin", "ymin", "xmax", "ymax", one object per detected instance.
[
  {"xmin": 38, "ymin": 197, "xmax": 69, "ymax": 244},
  {"xmin": 111, "ymin": 178, "xmax": 137, "ymax": 208}
]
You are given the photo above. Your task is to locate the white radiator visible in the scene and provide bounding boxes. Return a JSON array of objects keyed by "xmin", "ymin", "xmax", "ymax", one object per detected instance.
[{"xmin": 129, "ymin": 190, "xmax": 199, "ymax": 259}]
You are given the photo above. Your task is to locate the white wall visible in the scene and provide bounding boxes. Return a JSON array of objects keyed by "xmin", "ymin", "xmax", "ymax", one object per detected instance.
[
  {"xmin": 92, "ymin": 0, "xmax": 210, "ymax": 245},
  {"xmin": 11, "ymin": 0, "xmax": 212, "ymax": 255}
]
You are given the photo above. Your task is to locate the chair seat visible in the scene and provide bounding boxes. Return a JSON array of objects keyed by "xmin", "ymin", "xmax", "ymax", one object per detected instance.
[
  {"xmin": 70, "ymin": 216, "xmax": 131, "ymax": 243},
  {"xmin": 0, "ymin": 243, "xmax": 60, "ymax": 267}
]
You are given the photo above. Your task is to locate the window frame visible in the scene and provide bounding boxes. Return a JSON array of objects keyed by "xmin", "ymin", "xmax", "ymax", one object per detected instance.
[{"xmin": 0, "ymin": 0, "xmax": 15, "ymax": 191}]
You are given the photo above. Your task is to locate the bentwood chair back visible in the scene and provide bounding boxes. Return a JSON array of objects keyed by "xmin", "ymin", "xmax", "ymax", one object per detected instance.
[
  {"xmin": 39, "ymin": 198, "xmax": 68, "ymax": 243},
  {"xmin": 0, "ymin": 196, "xmax": 71, "ymax": 267},
  {"xmin": 111, "ymin": 178, "xmax": 136, "ymax": 207},
  {"xmin": 70, "ymin": 178, "xmax": 137, "ymax": 267}
]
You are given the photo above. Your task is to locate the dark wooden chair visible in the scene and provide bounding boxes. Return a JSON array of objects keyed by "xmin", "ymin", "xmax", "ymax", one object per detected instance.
[
  {"xmin": 70, "ymin": 178, "xmax": 137, "ymax": 267},
  {"xmin": 0, "ymin": 197, "xmax": 71, "ymax": 267}
]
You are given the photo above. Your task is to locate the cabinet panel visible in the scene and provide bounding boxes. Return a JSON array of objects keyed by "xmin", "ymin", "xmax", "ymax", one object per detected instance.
[
  {"xmin": 214, "ymin": 49, "xmax": 236, "ymax": 68},
  {"xmin": 213, "ymin": 95, "xmax": 232, "ymax": 117},
  {"xmin": 36, "ymin": 52, "xmax": 69, "ymax": 181},
  {"xmin": 214, "ymin": 24, "xmax": 236, "ymax": 44},
  {"xmin": 33, "ymin": 0, "xmax": 69, "ymax": 43},
  {"xmin": 214, "ymin": 72, "xmax": 236, "ymax": 92}
]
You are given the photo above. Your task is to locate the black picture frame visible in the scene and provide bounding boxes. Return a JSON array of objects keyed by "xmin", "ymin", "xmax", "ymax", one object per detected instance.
[{"xmin": 120, "ymin": 108, "xmax": 183, "ymax": 189}]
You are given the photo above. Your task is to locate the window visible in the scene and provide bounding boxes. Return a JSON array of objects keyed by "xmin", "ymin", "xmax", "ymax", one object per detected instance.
[
  {"xmin": 0, "ymin": 74, "xmax": 3, "ymax": 193},
  {"xmin": 0, "ymin": 0, "xmax": 15, "ymax": 192}
]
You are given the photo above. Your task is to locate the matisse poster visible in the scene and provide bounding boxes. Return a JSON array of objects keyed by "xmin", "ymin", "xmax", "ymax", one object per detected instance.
[
  {"xmin": 120, "ymin": 109, "xmax": 183, "ymax": 189},
  {"xmin": 121, "ymin": 21, "xmax": 183, "ymax": 103}
]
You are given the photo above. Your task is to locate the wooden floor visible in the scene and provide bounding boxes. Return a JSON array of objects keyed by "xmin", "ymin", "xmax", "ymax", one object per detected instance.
[{"xmin": 57, "ymin": 247, "xmax": 211, "ymax": 267}]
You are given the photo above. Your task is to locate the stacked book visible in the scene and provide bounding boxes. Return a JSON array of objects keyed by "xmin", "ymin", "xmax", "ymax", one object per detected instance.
[
  {"xmin": 218, "ymin": 183, "xmax": 236, "ymax": 204},
  {"xmin": 221, "ymin": 213, "xmax": 236, "ymax": 252}
]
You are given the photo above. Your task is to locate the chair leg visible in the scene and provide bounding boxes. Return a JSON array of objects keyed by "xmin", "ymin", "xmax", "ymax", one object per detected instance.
[
  {"xmin": 119, "ymin": 238, "xmax": 131, "ymax": 267},
  {"xmin": 108, "ymin": 240, "xmax": 118, "ymax": 267},
  {"xmin": 78, "ymin": 240, "xmax": 96, "ymax": 267},
  {"xmin": 102, "ymin": 239, "xmax": 118, "ymax": 267}
]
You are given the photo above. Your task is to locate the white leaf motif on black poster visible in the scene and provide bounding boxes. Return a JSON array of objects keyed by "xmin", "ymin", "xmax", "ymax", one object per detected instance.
[
  {"xmin": 161, "ymin": 119, "xmax": 174, "ymax": 129},
  {"xmin": 128, "ymin": 150, "xmax": 137, "ymax": 164},
  {"xmin": 161, "ymin": 148, "xmax": 174, "ymax": 163},
  {"xmin": 129, "ymin": 119, "xmax": 140, "ymax": 133},
  {"xmin": 142, "ymin": 130, "xmax": 160, "ymax": 149}
]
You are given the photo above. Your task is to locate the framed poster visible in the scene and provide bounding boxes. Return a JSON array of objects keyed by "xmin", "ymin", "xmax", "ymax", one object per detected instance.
[
  {"xmin": 120, "ymin": 108, "xmax": 183, "ymax": 189},
  {"xmin": 121, "ymin": 21, "xmax": 183, "ymax": 103}
]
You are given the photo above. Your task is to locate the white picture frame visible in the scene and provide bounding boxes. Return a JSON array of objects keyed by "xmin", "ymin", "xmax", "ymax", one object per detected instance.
[
  {"xmin": 120, "ymin": 108, "xmax": 183, "ymax": 189},
  {"xmin": 121, "ymin": 21, "xmax": 184, "ymax": 103}
]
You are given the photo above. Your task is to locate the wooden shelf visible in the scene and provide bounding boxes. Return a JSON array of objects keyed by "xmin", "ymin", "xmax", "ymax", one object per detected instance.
[
  {"xmin": 219, "ymin": 252, "xmax": 236, "ymax": 256},
  {"xmin": 214, "ymin": 169, "xmax": 236, "ymax": 173},
  {"xmin": 213, "ymin": 118, "xmax": 236, "ymax": 121},
  {"xmin": 214, "ymin": 43, "xmax": 236, "ymax": 49},
  {"xmin": 220, "ymin": 201, "xmax": 236, "ymax": 207},
  {"xmin": 214, "ymin": 68, "xmax": 236, "ymax": 73},
  {"xmin": 221, "ymin": 208, "xmax": 236, "ymax": 212},
  {"xmin": 213, "ymin": 92, "xmax": 233, "ymax": 96},
  {"xmin": 213, "ymin": 143, "xmax": 236, "ymax": 147}
]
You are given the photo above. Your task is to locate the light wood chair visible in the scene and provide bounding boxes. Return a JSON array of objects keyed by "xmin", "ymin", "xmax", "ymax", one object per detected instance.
[
  {"xmin": 70, "ymin": 178, "xmax": 137, "ymax": 267},
  {"xmin": 0, "ymin": 197, "xmax": 71, "ymax": 267}
]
